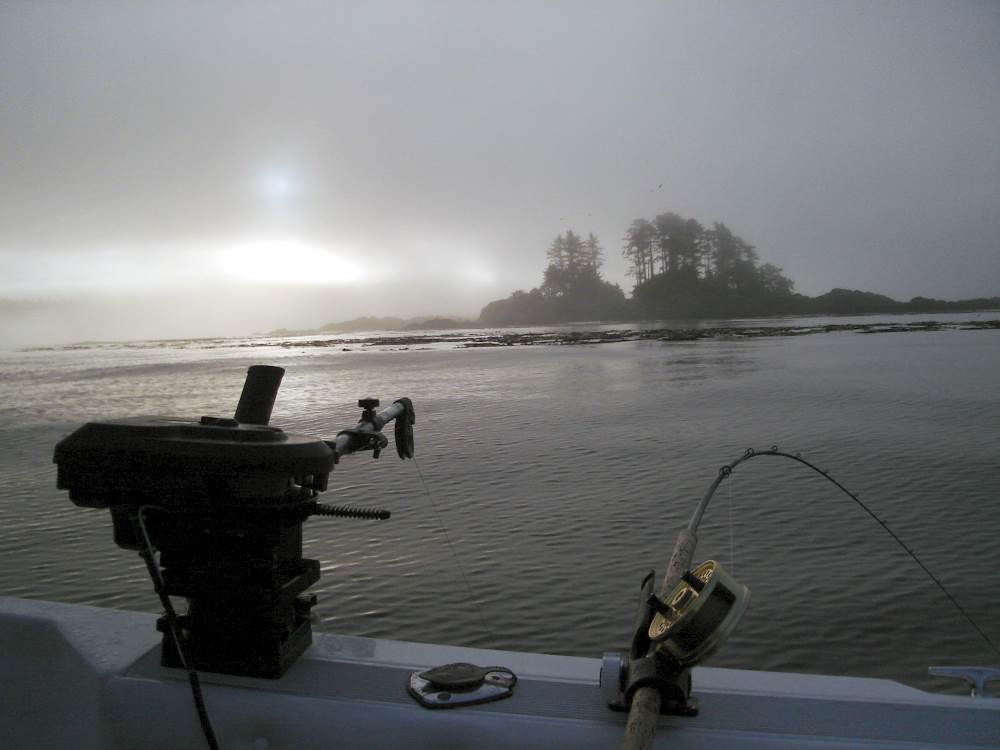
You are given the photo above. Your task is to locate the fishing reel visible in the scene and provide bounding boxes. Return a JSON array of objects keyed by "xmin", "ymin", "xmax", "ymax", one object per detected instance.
[
  {"xmin": 54, "ymin": 365, "xmax": 415, "ymax": 678},
  {"xmin": 647, "ymin": 560, "xmax": 749, "ymax": 665},
  {"xmin": 603, "ymin": 560, "xmax": 749, "ymax": 716}
]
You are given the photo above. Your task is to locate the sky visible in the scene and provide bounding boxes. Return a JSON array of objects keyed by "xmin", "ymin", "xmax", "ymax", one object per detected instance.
[{"xmin": 2, "ymin": 1, "xmax": 999, "ymax": 346}]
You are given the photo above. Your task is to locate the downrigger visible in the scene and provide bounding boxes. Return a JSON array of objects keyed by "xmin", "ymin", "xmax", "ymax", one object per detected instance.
[{"xmin": 53, "ymin": 365, "xmax": 414, "ymax": 679}]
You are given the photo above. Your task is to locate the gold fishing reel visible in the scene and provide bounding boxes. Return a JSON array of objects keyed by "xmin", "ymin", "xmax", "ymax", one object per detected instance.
[{"xmin": 647, "ymin": 560, "xmax": 750, "ymax": 666}]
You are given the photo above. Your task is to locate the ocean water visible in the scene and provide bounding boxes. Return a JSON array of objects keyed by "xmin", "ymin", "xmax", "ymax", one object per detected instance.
[{"xmin": 1, "ymin": 315, "xmax": 998, "ymax": 694}]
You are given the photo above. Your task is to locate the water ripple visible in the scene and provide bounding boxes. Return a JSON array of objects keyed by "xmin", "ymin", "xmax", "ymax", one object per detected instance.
[{"xmin": 1, "ymin": 330, "xmax": 998, "ymax": 693}]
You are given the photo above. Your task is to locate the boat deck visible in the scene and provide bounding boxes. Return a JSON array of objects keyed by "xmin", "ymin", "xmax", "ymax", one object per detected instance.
[{"xmin": 2, "ymin": 596, "xmax": 997, "ymax": 749}]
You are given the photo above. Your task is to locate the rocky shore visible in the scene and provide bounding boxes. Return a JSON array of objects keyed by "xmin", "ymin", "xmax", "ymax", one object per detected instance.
[
  {"xmin": 259, "ymin": 318, "xmax": 1000, "ymax": 350},
  {"xmin": 25, "ymin": 318, "xmax": 998, "ymax": 352}
]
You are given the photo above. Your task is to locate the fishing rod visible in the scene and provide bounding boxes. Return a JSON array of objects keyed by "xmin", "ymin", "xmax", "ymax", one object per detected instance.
[{"xmin": 620, "ymin": 446, "xmax": 1000, "ymax": 750}]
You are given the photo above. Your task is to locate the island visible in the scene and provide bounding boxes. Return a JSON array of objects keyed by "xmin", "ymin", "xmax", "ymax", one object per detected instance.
[{"xmin": 478, "ymin": 212, "xmax": 998, "ymax": 325}]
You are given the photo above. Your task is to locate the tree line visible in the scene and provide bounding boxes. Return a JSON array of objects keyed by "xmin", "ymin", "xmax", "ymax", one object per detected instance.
[
  {"xmin": 541, "ymin": 230, "xmax": 603, "ymax": 298},
  {"xmin": 623, "ymin": 213, "xmax": 792, "ymax": 298},
  {"xmin": 480, "ymin": 229, "xmax": 628, "ymax": 325},
  {"xmin": 478, "ymin": 209, "xmax": 997, "ymax": 325},
  {"xmin": 480, "ymin": 210, "xmax": 796, "ymax": 324}
]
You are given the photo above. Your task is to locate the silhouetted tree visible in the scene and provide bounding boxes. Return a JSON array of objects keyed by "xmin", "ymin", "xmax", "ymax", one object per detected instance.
[
  {"xmin": 582, "ymin": 233, "xmax": 603, "ymax": 272},
  {"xmin": 681, "ymin": 218, "xmax": 705, "ymax": 273},
  {"xmin": 652, "ymin": 212, "xmax": 685, "ymax": 274},
  {"xmin": 757, "ymin": 263, "xmax": 795, "ymax": 296},
  {"xmin": 704, "ymin": 222, "xmax": 736, "ymax": 288},
  {"xmin": 623, "ymin": 218, "xmax": 656, "ymax": 284},
  {"xmin": 483, "ymin": 230, "xmax": 627, "ymax": 324},
  {"xmin": 546, "ymin": 234, "xmax": 566, "ymax": 270},
  {"xmin": 541, "ymin": 264, "xmax": 570, "ymax": 298},
  {"xmin": 563, "ymin": 230, "xmax": 584, "ymax": 276}
]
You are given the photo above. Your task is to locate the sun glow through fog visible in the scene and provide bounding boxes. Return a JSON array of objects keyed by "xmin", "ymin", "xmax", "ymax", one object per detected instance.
[{"xmin": 216, "ymin": 240, "xmax": 365, "ymax": 286}]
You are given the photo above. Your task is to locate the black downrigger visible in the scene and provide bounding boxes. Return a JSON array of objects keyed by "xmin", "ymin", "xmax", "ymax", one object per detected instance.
[{"xmin": 53, "ymin": 365, "xmax": 415, "ymax": 679}]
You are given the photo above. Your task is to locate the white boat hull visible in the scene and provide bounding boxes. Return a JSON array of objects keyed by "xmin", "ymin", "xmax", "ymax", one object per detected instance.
[{"xmin": 2, "ymin": 596, "xmax": 997, "ymax": 749}]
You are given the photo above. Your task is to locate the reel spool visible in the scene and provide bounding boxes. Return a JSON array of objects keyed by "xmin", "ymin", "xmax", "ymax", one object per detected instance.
[{"xmin": 647, "ymin": 560, "xmax": 750, "ymax": 666}]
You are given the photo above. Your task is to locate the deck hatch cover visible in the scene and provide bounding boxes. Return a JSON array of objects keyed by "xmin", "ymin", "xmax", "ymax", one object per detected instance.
[{"xmin": 408, "ymin": 662, "xmax": 516, "ymax": 708}]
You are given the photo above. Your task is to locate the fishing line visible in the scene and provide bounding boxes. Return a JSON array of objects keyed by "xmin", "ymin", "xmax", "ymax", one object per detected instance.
[
  {"xmin": 136, "ymin": 505, "xmax": 220, "ymax": 750},
  {"xmin": 412, "ymin": 457, "xmax": 497, "ymax": 643},
  {"xmin": 700, "ymin": 447, "xmax": 1000, "ymax": 661},
  {"xmin": 727, "ymin": 478, "xmax": 736, "ymax": 573}
]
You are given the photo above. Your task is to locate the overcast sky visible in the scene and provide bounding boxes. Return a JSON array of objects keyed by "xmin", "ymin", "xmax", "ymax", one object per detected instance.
[{"xmin": 2, "ymin": 1, "xmax": 998, "ymax": 345}]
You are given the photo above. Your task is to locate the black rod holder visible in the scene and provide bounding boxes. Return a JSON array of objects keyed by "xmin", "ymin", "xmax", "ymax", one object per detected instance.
[{"xmin": 234, "ymin": 365, "xmax": 285, "ymax": 425}]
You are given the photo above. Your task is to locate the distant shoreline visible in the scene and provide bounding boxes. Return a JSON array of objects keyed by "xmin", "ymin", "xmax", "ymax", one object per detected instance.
[
  {"xmin": 266, "ymin": 293, "xmax": 1000, "ymax": 339},
  {"xmin": 478, "ymin": 284, "xmax": 1000, "ymax": 328},
  {"xmin": 24, "ymin": 315, "xmax": 999, "ymax": 352}
]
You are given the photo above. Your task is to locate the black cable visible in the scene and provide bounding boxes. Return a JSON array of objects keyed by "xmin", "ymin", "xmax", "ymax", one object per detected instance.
[
  {"xmin": 703, "ymin": 447, "xmax": 1000, "ymax": 661},
  {"xmin": 136, "ymin": 505, "xmax": 221, "ymax": 750}
]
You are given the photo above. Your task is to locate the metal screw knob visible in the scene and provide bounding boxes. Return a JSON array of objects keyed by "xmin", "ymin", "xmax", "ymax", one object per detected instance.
[{"xmin": 358, "ymin": 398, "xmax": 380, "ymax": 409}]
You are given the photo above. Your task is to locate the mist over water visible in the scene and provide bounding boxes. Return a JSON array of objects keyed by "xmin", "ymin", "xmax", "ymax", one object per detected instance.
[
  {"xmin": 2, "ymin": 321, "xmax": 998, "ymax": 694},
  {"xmin": 3, "ymin": 2, "xmax": 1000, "ymax": 348}
]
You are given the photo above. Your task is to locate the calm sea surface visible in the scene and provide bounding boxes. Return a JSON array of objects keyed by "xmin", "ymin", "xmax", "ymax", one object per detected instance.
[{"xmin": 1, "ymin": 313, "xmax": 998, "ymax": 694}]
